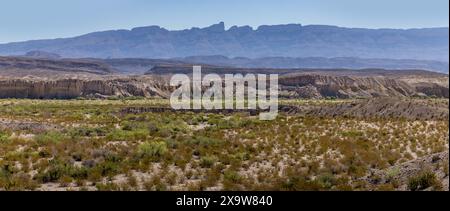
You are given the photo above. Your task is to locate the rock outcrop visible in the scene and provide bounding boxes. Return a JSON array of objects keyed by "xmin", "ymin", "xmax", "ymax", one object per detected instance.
[
  {"xmin": 279, "ymin": 74, "xmax": 418, "ymax": 98},
  {"xmin": 0, "ymin": 74, "xmax": 447, "ymax": 100},
  {"xmin": 0, "ymin": 78, "xmax": 171, "ymax": 99}
]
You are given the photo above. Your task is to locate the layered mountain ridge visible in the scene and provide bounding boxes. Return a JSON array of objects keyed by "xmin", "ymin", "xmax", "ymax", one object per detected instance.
[{"xmin": 0, "ymin": 22, "xmax": 448, "ymax": 61}]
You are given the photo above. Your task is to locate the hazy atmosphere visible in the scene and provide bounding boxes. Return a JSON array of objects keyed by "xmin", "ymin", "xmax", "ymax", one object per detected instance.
[{"xmin": 0, "ymin": 0, "xmax": 448, "ymax": 43}]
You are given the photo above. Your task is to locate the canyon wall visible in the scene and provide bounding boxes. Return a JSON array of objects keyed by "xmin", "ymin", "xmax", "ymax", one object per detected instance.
[{"xmin": 0, "ymin": 74, "xmax": 447, "ymax": 99}]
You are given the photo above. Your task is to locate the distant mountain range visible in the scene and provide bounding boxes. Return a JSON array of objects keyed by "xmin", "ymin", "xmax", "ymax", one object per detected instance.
[
  {"xmin": 3, "ymin": 52, "xmax": 448, "ymax": 74},
  {"xmin": 0, "ymin": 22, "xmax": 448, "ymax": 62},
  {"xmin": 177, "ymin": 55, "xmax": 449, "ymax": 73}
]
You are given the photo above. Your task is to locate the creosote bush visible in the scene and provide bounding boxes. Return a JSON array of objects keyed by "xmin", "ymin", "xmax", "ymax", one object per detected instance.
[
  {"xmin": 200, "ymin": 155, "xmax": 217, "ymax": 168},
  {"xmin": 137, "ymin": 141, "xmax": 168, "ymax": 159}
]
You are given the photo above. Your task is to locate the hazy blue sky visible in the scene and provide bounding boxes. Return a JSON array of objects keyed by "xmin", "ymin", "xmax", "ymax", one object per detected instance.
[{"xmin": 0, "ymin": 0, "xmax": 448, "ymax": 43}]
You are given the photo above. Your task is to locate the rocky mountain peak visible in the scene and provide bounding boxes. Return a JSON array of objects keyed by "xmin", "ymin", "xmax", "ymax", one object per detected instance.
[{"xmin": 202, "ymin": 22, "xmax": 226, "ymax": 32}]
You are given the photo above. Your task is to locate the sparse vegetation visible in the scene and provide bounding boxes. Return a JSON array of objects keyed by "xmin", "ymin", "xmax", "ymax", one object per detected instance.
[
  {"xmin": 408, "ymin": 171, "xmax": 440, "ymax": 191},
  {"xmin": 0, "ymin": 98, "xmax": 448, "ymax": 191}
]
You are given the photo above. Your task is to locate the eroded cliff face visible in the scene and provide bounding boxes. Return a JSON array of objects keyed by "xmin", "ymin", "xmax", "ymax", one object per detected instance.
[
  {"xmin": 414, "ymin": 84, "xmax": 450, "ymax": 98},
  {"xmin": 0, "ymin": 78, "xmax": 171, "ymax": 99},
  {"xmin": 278, "ymin": 75, "xmax": 448, "ymax": 99},
  {"xmin": 0, "ymin": 74, "xmax": 448, "ymax": 99}
]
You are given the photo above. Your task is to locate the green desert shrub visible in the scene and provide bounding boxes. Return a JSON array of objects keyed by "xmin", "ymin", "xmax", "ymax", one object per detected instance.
[
  {"xmin": 35, "ymin": 131, "xmax": 66, "ymax": 144},
  {"xmin": 96, "ymin": 182, "xmax": 120, "ymax": 191},
  {"xmin": 224, "ymin": 170, "xmax": 241, "ymax": 183},
  {"xmin": 0, "ymin": 172, "xmax": 38, "ymax": 191},
  {"xmin": 0, "ymin": 132, "xmax": 9, "ymax": 142},
  {"xmin": 132, "ymin": 129, "xmax": 150, "ymax": 140},
  {"xmin": 187, "ymin": 136, "xmax": 224, "ymax": 148},
  {"xmin": 92, "ymin": 161, "xmax": 120, "ymax": 177},
  {"xmin": 143, "ymin": 176, "xmax": 168, "ymax": 191},
  {"xmin": 317, "ymin": 173, "xmax": 337, "ymax": 189},
  {"xmin": 156, "ymin": 122, "xmax": 187, "ymax": 137},
  {"xmin": 208, "ymin": 116, "xmax": 253, "ymax": 129},
  {"xmin": 407, "ymin": 171, "xmax": 439, "ymax": 191},
  {"xmin": 341, "ymin": 130, "xmax": 364, "ymax": 138},
  {"xmin": 385, "ymin": 167, "xmax": 400, "ymax": 182},
  {"xmin": 279, "ymin": 176, "xmax": 322, "ymax": 191},
  {"xmin": 121, "ymin": 121, "xmax": 144, "ymax": 131},
  {"xmin": 137, "ymin": 141, "xmax": 168, "ymax": 159},
  {"xmin": 200, "ymin": 156, "xmax": 217, "ymax": 168},
  {"xmin": 164, "ymin": 138, "xmax": 179, "ymax": 149},
  {"xmin": 35, "ymin": 159, "xmax": 71, "ymax": 183},
  {"xmin": 106, "ymin": 129, "xmax": 149, "ymax": 141},
  {"xmin": 232, "ymin": 152, "xmax": 250, "ymax": 161},
  {"xmin": 68, "ymin": 127, "xmax": 108, "ymax": 138}
]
